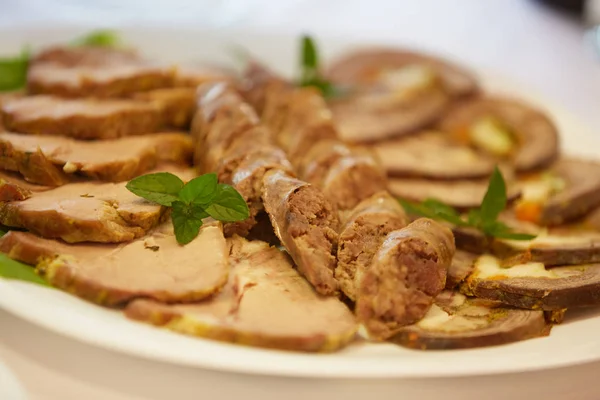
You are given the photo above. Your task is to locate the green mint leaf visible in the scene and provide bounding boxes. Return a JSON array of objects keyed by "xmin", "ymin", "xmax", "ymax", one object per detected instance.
[
  {"xmin": 72, "ymin": 30, "xmax": 120, "ymax": 47},
  {"xmin": 0, "ymin": 253, "xmax": 49, "ymax": 286},
  {"xmin": 0, "ymin": 47, "xmax": 30, "ymax": 92},
  {"xmin": 484, "ymin": 221, "xmax": 537, "ymax": 241},
  {"xmin": 301, "ymin": 35, "xmax": 318, "ymax": 72},
  {"xmin": 178, "ymin": 173, "xmax": 218, "ymax": 206},
  {"xmin": 399, "ymin": 198, "xmax": 467, "ymax": 226},
  {"xmin": 423, "ymin": 198, "xmax": 461, "ymax": 217},
  {"xmin": 398, "ymin": 199, "xmax": 436, "ymax": 219},
  {"xmin": 467, "ymin": 209, "xmax": 482, "ymax": 226},
  {"xmin": 126, "ymin": 172, "xmax": 184, "ymax": 206},
  {"xmin": 204, "ymin": 184, "xmax": 250, "ymax": 222},
  {"xmin": 479, "ymin": 166, "xmax": 507, "ymax": 225},
  {"xmin": 171, "ymin": 201, "xmax": 209, "ymax": 245}
]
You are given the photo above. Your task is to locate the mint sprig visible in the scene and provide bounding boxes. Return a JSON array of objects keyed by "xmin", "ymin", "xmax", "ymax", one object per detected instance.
[
  {"xmin": 0, "ymin": 47, "xmax": 30, "ymax": 92},
  {"xmin": 126, "ymin": 172, "xmax": 249, "ymax": 245},
  {"xmin": 0, "ymin": 253, "xmax": 49, "ymax": 286},
  {"xmin": 71, "ymin": 29, "xmax": 121, "ymax": 48},
  {"xmin": 298, "ymin": 35, "xmax": 348, "ymax": 99},
  {"xmin": 399, "ymin": 167, "xmax": 536, "ymax": 241}
]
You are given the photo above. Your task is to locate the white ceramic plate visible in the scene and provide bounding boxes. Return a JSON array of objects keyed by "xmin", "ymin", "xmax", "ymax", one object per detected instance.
[{"xmin": 1, "ymin": 25, "xmax": 600, "ymax": 380}]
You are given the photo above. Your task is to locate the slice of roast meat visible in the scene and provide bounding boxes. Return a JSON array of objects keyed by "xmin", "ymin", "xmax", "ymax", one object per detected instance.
[
  {"xmin": 262, "ymin": 169, "xmax": 340, "ymax": 295},
  {"xmin": 461, "ymin": 254, "xmax": 600, "ymax": 310},
  {"xmin": 355, "ymin": 218, "xmax": 455, "ymax": 340},
  {"xmin": 393, "ymin": 291, "xmax": 548, "ymax": 350},
  {"xmin": 438, "ymin": 97, "xmax": 559, "ymax": 173},
  {"xmin": 0, "ymin": 222, "xmax": 228, "ymax": 306},
  {"xmin": 446, "ymin": 250, "xmax": 477, "ymax": 289},
  {"xmin": 326, "ymin": 48, "xmax": 479, "ymax": 98},
  {"xmin": 0, "ymin": 131, "xmax": 192, "ymax": 186},
  {"xmin": 27, "ymin": 59, "xmax": 176, "ymax": 98},
  {"xmin": 0, "ymin": 170, "xmax": 48, "ymax": 201},
  {"xmin": 134, "ymin": 88, "xmax": 196, "ymax": 129},
  {"xmin": 0, "ymin": 165, "xmax": 195, "ymax": 243},
  {"xmin": 373, "ymin": 131, "xmax": 495, "ymax": 179},
  {"xmin": 32, "ymin": 46, "xmax": 139, "ymax": 67},
  {"xmin": 389, "ymin": 173, "xmax": 521, "ymax": 209},
  {"xmin": 126, "ymin": 237, "xmax": 358, "ymax": 352},
  {"xmin": 2, "ymin": 96, "xmax": 164, "ymax": 140},
  {"xmin": 336, "ymin": 191, "xmax": 408, "ymax": 301}
]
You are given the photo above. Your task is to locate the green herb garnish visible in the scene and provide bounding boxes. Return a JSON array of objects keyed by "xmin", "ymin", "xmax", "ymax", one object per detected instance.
[
  {"xmin": 0, "ymin": 47, "xmax": 30, "ymax": 92},
  {"xmin": 298, "ymin": 35, "xmax": 348, "ymax": 98},
  {"xmin": 71, "ymin": 29, "xmax": 121, "ymax": 48},
  {"xmin": 126, "ymin": 172, "xmax": 249, "ymax": 245},
  {"xmin": 0, "ymin": 253, "xmax": 49, "ymax": 286},
  {"xmin": 399, "ymin": 167, "xmax": 536, "ymax": 241}
]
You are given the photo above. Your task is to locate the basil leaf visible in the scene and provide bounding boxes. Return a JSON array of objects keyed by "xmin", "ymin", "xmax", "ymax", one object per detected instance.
[
  {"xmin": 171, "ymin": 201, "xmax": 209, "ymax": 245},
  {"xmin": 72, "ymin": 30, "xmax": 120, "ymax": 47},
  {"xmin": 0, "ymin": 48, "xmax": 30, "ymax": 92},
  {"xmin": 178, "ymin": 173, "xmax": 218, "ymax": 206},
  {"xmin": 480, "ymin": 166, "xmax": 507, "ymax": 225},
  {"xmin": 423, "ymin": 198, "xmax": 461, "ymax": 217},
  {"xmin": 126, "ymin": 172, "xmax": 184, "ymax": 206},
  {"xmin": 467, "ymin": 209, "xmax": 482, "ymax": 226},
  {"xmin": 399, "ymin": 198, "xmax": 467, "ymax": 226},
  {"xmin": 0, "ymin": 254, "xmax": 49, "ymax": 286},
  {"xmin": 398, "ymin": 199, "xmax": 436, "ymax": 219},
  {"xmin": 204, "ymin": 184, "xmax": 250, "ymax": 222},
  {"xmin": 485, "ymin": 222, "xmax": 537, "ymax": 241}
]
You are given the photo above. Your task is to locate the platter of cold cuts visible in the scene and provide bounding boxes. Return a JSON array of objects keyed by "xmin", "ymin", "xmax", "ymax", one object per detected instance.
[{"xmin": 1, "ymin": 26, "xmax": 600, "ymax": 379}]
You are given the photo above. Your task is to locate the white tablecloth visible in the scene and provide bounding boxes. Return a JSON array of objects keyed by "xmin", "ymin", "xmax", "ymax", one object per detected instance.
[{"xmin": 1, "ymin": 1, "xmax": 600, "ymax": 399}]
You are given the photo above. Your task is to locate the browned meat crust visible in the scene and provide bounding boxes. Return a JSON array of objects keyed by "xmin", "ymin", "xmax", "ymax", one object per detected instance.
[
  {"xmin": 393, "ymin": 291, "xmax": 549, "ymax": 350},
  {"xmin": 438, "ymin": 97, "xmax": 560, "ymax": 173},
  {"xmin": 262, "ymin": 169, "xmax": 340, "ymax": 295},
  {"xmin": 27, "ymin": 61, "xmax": 176, "ymax": 98},
  {"xmin": 326, "ymin": 48, "xmax": 479, "ymax": 98},
  {"xmin": 32, "ymin": 46, "xmax": 139, "ymax": 67},
  {"xmin": 355, "ymin": 218, "xmax": 455, "ymax": 340},
  {"xmin": 125, "ymin": 237, "xmax": 357, "ymax": 352},
  {"xmin": 0, "ymin": 132, "xmax": 192, "ymax": 186},
  {"xmin": 134, "ymin": 87, "xmax": 196, "ymax": 129},
  {"xmin": 373, "ymin": 131, "xmax": 495, "ymax": 180},
  {"xmin": 0, "ymin": 222, "xmax": 229, "ymax": 307},
  {"xmin": 446, "ymin": 250, "xmax": 477, "ymax": 289},
  {"xmin": 2, "ymin": 96, "xmax": 164, "ymax": 140},
  {"xmin": 336, "ymin": 191, "xmax": 408, "ymax": 300}
]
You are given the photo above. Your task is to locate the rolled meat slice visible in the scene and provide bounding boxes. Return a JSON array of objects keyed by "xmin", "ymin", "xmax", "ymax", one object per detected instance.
[
  {"xmin": 336, "ymin": 191, "xmax": 408, "ymax": 301},
  {"xmin": 446, "ymin": 250, "xmax": 477, "ymax": 289},
  {"xmin": 126, "ymin": 237, "xmax": 358, "ymax": 352},
  {"xmin": 0, "ymin": 131, "xmax": 192, "ymax": 186},
  {"xmin": 461, "ymin": 254, "xmax": 600, "ymax": 310},
  {"xmin": 0, "ymin": 221, "xmax": 229, "ymax": 306},
  {"xmin": 326, "ymin": 48, "xmax": 479, "ymax": 98},
  {"xmin": 438, "ymin": 97, "xmax": 559, "ymax": 173},
  {"xmin": 133, "ymin": 87, "xmax": 196, "ymax": 129},
  {"xmin": 355, "ymin": 218, "xmax": 455, "ymax": 340},
  {"xmin": 393, "ymin": 291, "xmax": 549, "ymax": 350},
  {"xmin": 372, "ymin": 131, "xmax": 495, "ymax": 180},
  {"xmin": 0, "ymin": 165, "xmax": 195, "ymax": 243},
  {"xmin": 2, "ymin": 96, "xmax": 164, "ymax": 140},
  {"xmin": 262, "ymin": 169, "xmax": 340, "ymax": 295}
]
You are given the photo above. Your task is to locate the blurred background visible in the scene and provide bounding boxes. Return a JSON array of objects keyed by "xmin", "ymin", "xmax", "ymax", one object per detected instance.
[{"xmin": 1, "ymin": 0, "xmax": 599, "ymax": 127}]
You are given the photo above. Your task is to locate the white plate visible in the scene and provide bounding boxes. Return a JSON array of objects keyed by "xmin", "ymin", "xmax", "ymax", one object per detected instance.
[
  {"xmin": 1, "ymin": 24, "xmax": 600, "ymax": 380},
  {"xmin": 0, "ymin": 358, "xmax": 27, "ymax": 400}
]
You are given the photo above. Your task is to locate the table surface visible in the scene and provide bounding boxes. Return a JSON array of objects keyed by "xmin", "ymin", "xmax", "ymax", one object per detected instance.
[{"xmin": 2, "ymin": 1, "xmax": 600, "ymax": 399}]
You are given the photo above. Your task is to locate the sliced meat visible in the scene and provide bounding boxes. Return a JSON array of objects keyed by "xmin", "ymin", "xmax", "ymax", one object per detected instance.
[
  {"xmin": 0, "ymin": 222, "xmax": 228, "ymax": 306},
  {"xmin": 298, "ymin": 140, "xmax": 387, "ymax": 211},
  {"xmin": 126, "ymin": 237, "xmax": 357, "ymax": 352},
  {"xmin": 0, "ymin": 91, "xmax": 23, "ymax": 132},
  {"xmin": 218, "ymin": 145, "xmax": 294, "ymax": 237},
  {"xmin": 389, "ymin": 174, "xmax": 521, "ymax": 209},
  {"xmin": 373, "ymin": 131, "xmax": 495, "ymax": 180},
  {"xmin": 537, "ymin": 158, "xmax": 600, "ymax": 226},
  {"xmin": 330, "ymin": 87, "xmax": 449, "ymax": 143},
  {"xmin": 240, "ymin": 61, "xmax": 290, "ymax": 120},
  {"xmin": 27, "ymin": 61, "xmax": 176, "ymax": 98},
  {"xmin": 133, "ymin": 87, "xmax": 196, "ymax": 129},
  {"xmin": 0, "ymin": 169, "xmax": 49, "ymax": 201},
  {"xmin": 326, "ymin": 48, "xmax": 479, "ymax": 98},
  {"xmin": 446, "ymin": 250, "xmax": 477, "ymax": 289},
  {"xmin": 355, "ymin": 218, "xmax": 455, "ymax": 340},
  {"xmin": 262, "ymin": 169, "xmax": 340, "ymax": 295},
  {"xmin": 0, "ymin": 165, "xmax": 195, "ymax": 243},
  {"xmin": 393, "ymin": 291, "xmax": 548, "ymax": 350},
  {"xmin": 32, "ymin": 46, "xmax": 139, "ymax": 67},
  {"xmin": 191, "ymin": 82, "xmax": 260, "ymax": 172},
  {"xmin": 461, "ymin": 254, "xmax": 600, "ymax": 310},
  {"xmin": 174, "ymin": 64, "xmax": 233, "ymax": 88},
  {"xmin": 2, "ymin": 96, "xmax": 164, "ymax": 140},
  {"xmin": 0, "ymin": 131, "xmax": 192, "ymax": 186},
  {"xmin": 438, "ymin": 97, "xmax": 559, "ymax": 172},
  {"xmin": 336, "ymin": 191, "xmax": 408, "ymax": 301}
]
